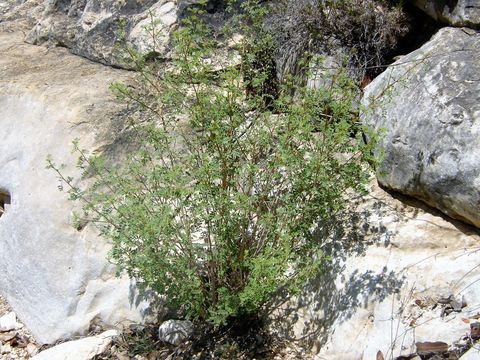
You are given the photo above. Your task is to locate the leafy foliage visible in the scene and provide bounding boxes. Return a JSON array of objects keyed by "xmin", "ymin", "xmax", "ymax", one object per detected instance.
[{"xmin": 47, "ymin": 0, "xmax": 377, "ymax": 326}]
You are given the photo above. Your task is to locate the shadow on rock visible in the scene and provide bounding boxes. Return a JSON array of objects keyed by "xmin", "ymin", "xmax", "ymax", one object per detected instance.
[{"xmin": 266, "ymin": 192, "xmax": 405, "ymax": 352}]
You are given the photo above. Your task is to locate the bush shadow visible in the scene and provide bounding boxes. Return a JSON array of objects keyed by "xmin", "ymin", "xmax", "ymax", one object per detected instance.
[{"xmin": 266, "ymin": 190, "xmax": 405, "ymax": 353}]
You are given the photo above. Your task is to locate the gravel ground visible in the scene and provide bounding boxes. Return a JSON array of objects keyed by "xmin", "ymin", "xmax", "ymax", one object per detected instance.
[{"xmin": 0, "ymin": 296, "xmax": 39, "ymax": 359}]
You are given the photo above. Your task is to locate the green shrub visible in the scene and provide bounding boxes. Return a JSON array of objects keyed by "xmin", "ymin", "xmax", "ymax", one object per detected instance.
[{"xmin": 47, "ymin": 0, "xmax": 377, "ymax": 326}]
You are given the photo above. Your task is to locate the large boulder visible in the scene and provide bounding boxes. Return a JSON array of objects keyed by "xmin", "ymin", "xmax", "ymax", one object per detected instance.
[
  {"xmin": 24, "ymin": 0, "xmax": 225, "ymax": 67},
  {"xmin": 25, "ymin": 0, "xmax": 177, "ymax": 67},
  {"xmin": 410, "ymin": 0, "xmax": 480, "ymax": 28},
  {"xmin": 362, "ymin": 27, "xmax": 480, "ymax": 228},
  {"xmin": 0, "ymin": 30, "xmax": 152, "ymax": 344}
]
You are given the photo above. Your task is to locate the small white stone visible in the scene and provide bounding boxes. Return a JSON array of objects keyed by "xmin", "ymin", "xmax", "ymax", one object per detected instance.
[
  {"xmin": 158, "ymin": 320, "xmax": 194, "ymax": 346},
  {"xmin": 0, "ymin": 312, "xmax": 19, "ymax": 332},
  {"xmin": 31, "ymin": 330, "xmax": 119, "ymax": 360}
]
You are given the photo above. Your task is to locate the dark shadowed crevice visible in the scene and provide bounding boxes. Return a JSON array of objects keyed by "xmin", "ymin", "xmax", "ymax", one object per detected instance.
[
  {"xmin": 0, "ymin": 191, "xmax": 11, "ymax": 218},
  {"xmin": 383, "ymin": 3, "xmax": 441, "ymax": 68}
]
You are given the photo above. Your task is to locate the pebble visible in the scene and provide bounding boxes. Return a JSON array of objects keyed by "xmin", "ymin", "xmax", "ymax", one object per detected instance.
[
  {"xmin": 0, "ymin": 312, "xmax": 18, "ymax": 332},
  {"xmin": 0, "ymin": 296, "xmax": 38, "ymax": 360},
  {"xmin": 0, "ymin": 332, "xmax": 15, "ymax": 342},
  {"xmin": 158, "ymin": 319, "xmax": 194, "ymax": 346},
  {"xmin": 26, "ymin": 343, "xmax": 38, "ymax": 357}
]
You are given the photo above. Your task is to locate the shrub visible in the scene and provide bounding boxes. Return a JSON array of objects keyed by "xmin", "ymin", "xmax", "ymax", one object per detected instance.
[
  {"xmin": 47, "ymin": 0, "xmax": 377, "ymax": 326},
  {"xmin": 270, "ymin": 0, "xmax": 409, "ymax": 81}
]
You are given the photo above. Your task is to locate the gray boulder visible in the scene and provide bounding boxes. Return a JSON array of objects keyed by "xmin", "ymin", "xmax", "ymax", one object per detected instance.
[
  {"xmin": 363, "ymin": 27, "xmax": 480, "ymax": 228},
  {"xmin": 24, "ymin": 0, "xmax": 224, "ymax": 67},
  {"xmin": 25, "ymin": 0, "xmax": 177, "ymax": 67},
  {"xmin": 410, "ymin": 0, "xmax": 480, "ymax": 28}
]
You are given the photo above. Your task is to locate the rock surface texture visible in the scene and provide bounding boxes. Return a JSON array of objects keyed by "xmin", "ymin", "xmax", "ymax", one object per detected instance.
[
  {"xmin": 270, "ymin": 180, "xmax": 480, "ymax": 359},
  {"xmin": 363, "ymin": 27, "xmax": 480, "ymax": 228},
  {"xmin": 25, "ymin": 0, "xmax": 178, "ymax": 66},
  {"xmin": 0, "ymin": 30, "xmax": 150, "ymax": 344},
  {"xmin": 13, "ymin": 0, "xmax": 223, "ymax": 67},
  {"xmin": 2, "ymin": 1, "xmax": 480, "ymax": 358},
  {"xmin": 411, "ymin": 0, "xmax": 480, "ymax": 28}
]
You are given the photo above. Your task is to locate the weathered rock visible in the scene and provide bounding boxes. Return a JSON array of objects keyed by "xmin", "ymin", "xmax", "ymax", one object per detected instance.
[
  {"xmin": 269, "ymin": 180, "xmax": 480, "ymax": 359},
  {"xmin": 1, "ymin": 343, "xmax": 12, "ymax": 354},
  {"xmin": 24, "ymin": 0, "xmax": 173, "ymax": 66},
  {"xmin": 410, "ymin": 0, "xmax": 480, "ymax": 28},
  {"xmin": 31, "ymin": 329, "xmax": 118, "ymax": 360},
  {"xmin": 0, "ymin": 296, "xmax": 39, "ymax": 359},
  {"xmin": 0, "ymin": 31, "xmax": 152, "ymax": 344},
  {"xmin": 158, "ymin": 320, "xmax": 194, "ymax": 346},
  {"xmin": 0, "ymin": 0, "xmax": 44, "ymax": 32},
  {"xmin": 0, "ymin": 331, "xmax": 16, "ymax": 342},
  {"xmin": 23, "ymin": 0, "xmax": 224, "ymax": 67},
  {"xmin": 362, "ymin": 27, "xmax": 480, "ymax": 228}
]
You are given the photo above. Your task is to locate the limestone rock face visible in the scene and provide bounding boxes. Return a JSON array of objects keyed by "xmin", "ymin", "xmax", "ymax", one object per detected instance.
[
  {"xmin": 0, "ymin": 0, "xmax": 45, "ymax": 31},
  {"xmin": 0, "ymin": 31, "xmax": 150, "ymax": 344},
  {"xmin": 410, "ymin": 0, "xmax": 480, "ymax": 28},
  {"xmin": 23, "ymin": 0, "xmax": 223, "ymax": 67},
  {"xmin": 270, "ymin": 181, "xmax": 480, "ymax": 359},
  {"xmin": 362, "ymin": 27, "xmax": 480, "ymax": 228},
  {"xmin": 24, "ymin": 0, "xmax": 177, "ymax": 66}
]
